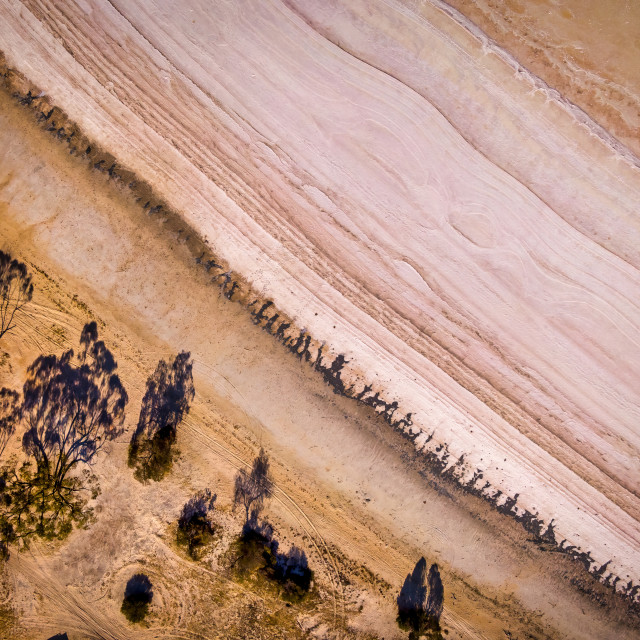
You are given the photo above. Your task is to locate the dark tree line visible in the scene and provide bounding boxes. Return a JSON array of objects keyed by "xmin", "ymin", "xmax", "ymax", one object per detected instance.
[{"xmin": 0, "ymin": 250, "xmax": 33, "ymax": 340}]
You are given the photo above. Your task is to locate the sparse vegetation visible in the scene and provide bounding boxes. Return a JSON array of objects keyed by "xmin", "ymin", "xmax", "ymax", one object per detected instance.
[
  {"xmin": 121, "ymin": 573, "xmax": 153, "ymax": 623},
  {"xmin": 177, "ymin": 488, "xmax": 217, "ymax": 559},
  {"xmin": 0, "ymin": 250, "xmax": 33, "ymax": 340},
  {"xmin": 128, "ymin": 351, "xmax": 194, "ymax": 482},
  {"xmin": 397, "ymin": 558, "xmax": 444, "ymax": 639},
  {"xmin": 0, "ymin": 323, "xmax": 127, "ymax": 554},
  {"xmin": 231, "ymin": 521, "xmax": 314, "ymax": 602}
]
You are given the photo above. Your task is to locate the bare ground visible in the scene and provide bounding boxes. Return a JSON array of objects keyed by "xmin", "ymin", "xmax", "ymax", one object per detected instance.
[{"xmin": 0, "ymin": 85, "xmax": 638, "ymax": 640}]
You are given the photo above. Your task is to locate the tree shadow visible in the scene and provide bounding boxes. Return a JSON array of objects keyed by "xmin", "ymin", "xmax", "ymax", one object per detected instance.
[
  {"xmin": 128, "ymin": 352, "xmax": 194, "ymax": 483},
  {"xmin": 121, "ymin": 573, "xmax": 153, "ymax": 623},
  {"xmin": 397, "ymin": 558, "xmax": 444, "ymax": 639},
  {"xmin": 1, "ymin": 323, "xmax": 126, "ymax": 557},
  {"xmin": 0, "ymin": 250, "xmax": 33, "ymax": 341}
]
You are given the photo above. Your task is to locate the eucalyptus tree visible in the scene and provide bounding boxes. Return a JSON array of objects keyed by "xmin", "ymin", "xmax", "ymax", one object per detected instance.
[
  {"xmin": 0, "ymin": 322, "xmax": 127, "ymax": 550},
  {"xmin": 0, "ymin": 250, "xmax": 33, "ymax": 340}
]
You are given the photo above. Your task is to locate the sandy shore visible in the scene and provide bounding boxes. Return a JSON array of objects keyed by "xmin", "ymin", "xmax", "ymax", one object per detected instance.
[{"xmin": 443, "ymin": 0, "xmax": 640, "ymax": 158}]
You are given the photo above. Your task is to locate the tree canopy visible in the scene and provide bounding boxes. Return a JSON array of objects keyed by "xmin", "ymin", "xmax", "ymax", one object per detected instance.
[
  {"xmin": 128, "ymin": 351, "xmax": 195, "ymax": 482},
  {"xmin": 234, "ymin": 448, "xmax": 274, "ymax": 526},
  {"xmin": 177, "ymin": 488, "xmax": 217, "ymax": 559},
  {"xmin": 0, "ymin": 250, "xmax": 33, "ymax": 340},
  {"xmin": 0, "ymin": 322, "xmax": 127, "ymax": 552}
]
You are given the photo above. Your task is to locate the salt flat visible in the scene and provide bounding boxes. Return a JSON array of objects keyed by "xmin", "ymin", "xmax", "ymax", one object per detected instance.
[{"xmin": 1, "ymin": 0, "xmax": 639, "ymax": 610}]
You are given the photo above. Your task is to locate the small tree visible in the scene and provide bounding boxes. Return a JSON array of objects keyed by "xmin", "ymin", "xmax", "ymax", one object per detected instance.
[
  {"xmin": 0, "ymin": 251, "xmax": 33, "ymax": 340},
  {"xmin": 274, "ymin": 544, "xmax": 313, "ymax": 594},
  {"xmin": 0, "ymin": 323, "xmax": 127, "ymax": 551},
  {"xmin": 426, "ymin": 563, "xmax": 443, "ymax": 621},
  {"xmin": 397, "ymin": 558, "xmax": 444, "ymax": 639},
  {"xmin": 128, "ymin": 352, "xmax": 194, "ymax": 482},
  {"xmin": 121, "ymin": 573, "xmax": 153, "ymax": 623},
  {"xmin": 234, "ymin": 448, "xmax": 274, "ymax": 526},
  {"xmin": 0, "ymin": 388, "xmax": 20, "ymax": 457},
  {"xmin": 177, "ymin": 488, "xmax": 216, "ymax": 559}
]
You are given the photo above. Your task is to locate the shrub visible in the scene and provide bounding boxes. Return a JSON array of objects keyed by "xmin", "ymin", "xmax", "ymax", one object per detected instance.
[
  {"xmin": 177, "ymin": 489, "xmax": 216, "ymax": 559},
  {"xmin": 233, "ymin": 520, "xmax": 314, "ymax": 601},
  {"xmin": 273, "ymin": 544, "xmax": 313, "ymax": 596},
  {"xmin": 121, "ymin": 573, "xmax": 153, "ymax": 623}
]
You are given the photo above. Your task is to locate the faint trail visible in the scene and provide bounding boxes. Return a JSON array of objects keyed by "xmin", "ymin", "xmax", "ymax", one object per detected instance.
[
  {"xmin": 182, "ymin": 416, "xmax": 347, "ymax": 630},
  {"xmin": 14, "ymin": 546, "xmax": 217, "ymax": 640},
  {"xmin": 12, "ymin": 547, "xmax": 132, "ymax": 640},
  {"xmin": 9, "ymin": 299, "xmax": 77, "ymax": 353}
]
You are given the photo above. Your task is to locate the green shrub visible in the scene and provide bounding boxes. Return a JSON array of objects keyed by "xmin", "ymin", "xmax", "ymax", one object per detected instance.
[
  {"xmin": 121, "ymin": 573, "xmax": 153, "ymax": 623},
  {"xmin": 232, "ymin": 526, "xmax": 314, "ymax": 602},
  {"xmin": 176, "ymin": 489, "xmax": 216, "ymax": 559}
]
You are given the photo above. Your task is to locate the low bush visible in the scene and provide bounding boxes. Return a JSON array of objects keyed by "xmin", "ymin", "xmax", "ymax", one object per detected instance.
[
  {"xmin": 121, "ymin": 573, "xmax": 153, "ymax": 623},
  {"xmin": 232, "ymin": 521, "xmax": 313, "ymax": 601},
  {"xmin": 177, "ymin": 489, "xmax": 216, "ymax": 559}
]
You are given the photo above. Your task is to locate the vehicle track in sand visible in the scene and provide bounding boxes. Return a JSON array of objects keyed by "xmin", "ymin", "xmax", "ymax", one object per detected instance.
[
  {"xmin": 13, "ymin": 548, "xmax": 133, "ymax": 640},
  {"xmin": 183, "ymin": 416, "xmax": 347, "ymax": 629},
  {"xmin": 183, "ymin": 415, "xmax": 491, "ymax": 640}
]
